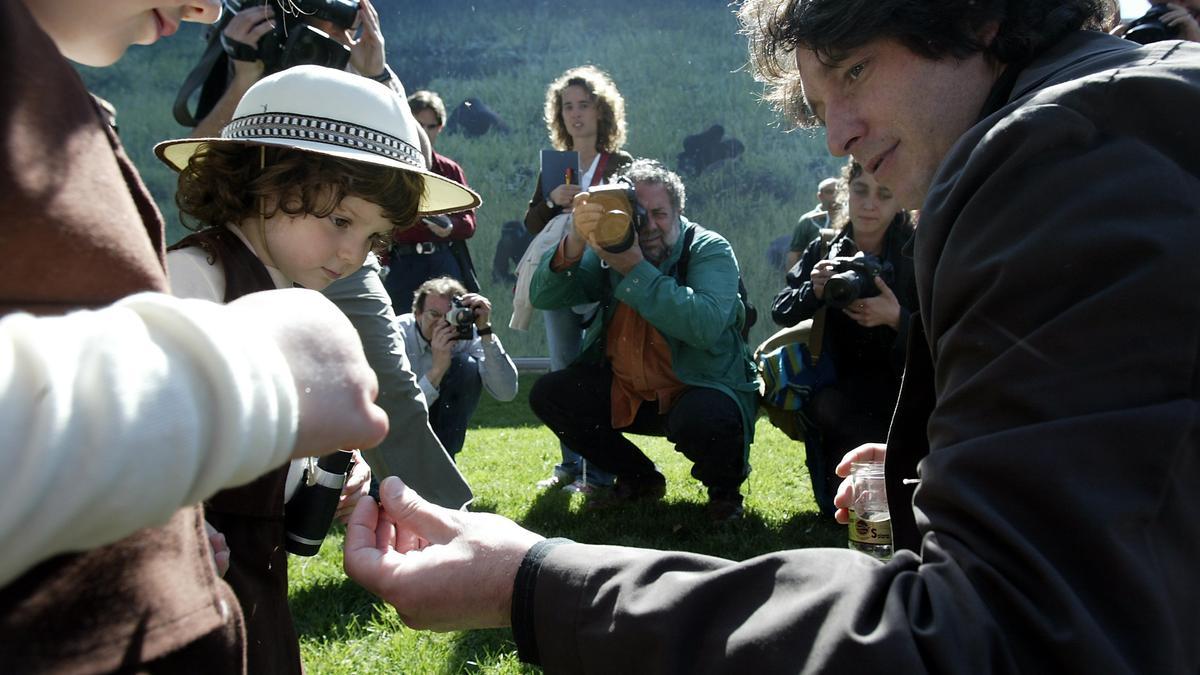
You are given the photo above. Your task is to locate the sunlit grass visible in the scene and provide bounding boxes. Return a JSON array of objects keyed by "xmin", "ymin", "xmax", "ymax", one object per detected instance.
[{"xmin": 290, "ymin": 375, "xmax": 842, "ymax": 674}]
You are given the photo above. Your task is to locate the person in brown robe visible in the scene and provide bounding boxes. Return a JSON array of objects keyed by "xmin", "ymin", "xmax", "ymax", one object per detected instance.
[{"xmin": 0, "ymin": 1, "xmax": 386, "ymax": 671}]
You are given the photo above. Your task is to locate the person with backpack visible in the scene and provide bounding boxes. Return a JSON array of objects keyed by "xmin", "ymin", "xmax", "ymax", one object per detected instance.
[
  {"xmin": 525, "ymin": 159, "xmax": 758, "ymax": 523},
  {"xmin": 770, "ymin": 159, "xmax": 917, "ymax": 515}
]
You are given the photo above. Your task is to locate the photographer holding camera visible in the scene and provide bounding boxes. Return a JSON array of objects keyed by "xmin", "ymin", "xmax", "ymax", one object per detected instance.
[
  {"xmin": 397, "ymin": 278, "xmax": 518, "ymax": 458},
  {"xmin": 526, "ymin": 159, "xmax": 758, "ymax": 523},
  {"xmin": 190, "ymin": 0, "xmax": 399, "ymax": 138},
  {"xmin": 771, "ymin": 159, "xmax": 917, "ymax": 515},
  {"xmin": 1112, "ymin": 0, "xmax": 1200, "ymax": 43}
]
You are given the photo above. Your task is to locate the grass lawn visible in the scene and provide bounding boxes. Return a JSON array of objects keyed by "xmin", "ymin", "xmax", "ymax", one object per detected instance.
[{"xmin": 289, "ymin": 374, "xmax": 844, "ymax": 674}]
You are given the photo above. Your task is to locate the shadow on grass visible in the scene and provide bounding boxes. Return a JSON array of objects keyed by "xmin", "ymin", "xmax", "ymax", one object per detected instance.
[
  {"xmin": 290, "ymin": 574, "xmax": 384, "ymax": 642},
  {"xmin": 447, "ymin": 628, "xmax": 528, "ymax": 674},
  {"xmin": 777, "ymin": 509, "xmax": 848, "ymax": 550},
  {"xmin": 509, "ymin": 486, "xmax": 844, "ymax": 562}
]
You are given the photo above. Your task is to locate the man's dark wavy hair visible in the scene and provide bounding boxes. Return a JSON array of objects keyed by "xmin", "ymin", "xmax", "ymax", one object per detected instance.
[{"xmin": 738, "ymin": 0, "xmax": 1109, "ymax": 126}]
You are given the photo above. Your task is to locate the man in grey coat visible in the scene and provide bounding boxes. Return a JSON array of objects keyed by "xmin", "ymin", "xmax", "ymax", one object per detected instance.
[{"xmin": 342, "ymin": 1, "xmax": 1200, "ymax": 671}]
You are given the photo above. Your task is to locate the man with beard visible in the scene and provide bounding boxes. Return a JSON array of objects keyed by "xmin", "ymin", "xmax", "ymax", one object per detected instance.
[{"xmin": 526, "ymin": 158, "xmax": 758, "ymax": 523}]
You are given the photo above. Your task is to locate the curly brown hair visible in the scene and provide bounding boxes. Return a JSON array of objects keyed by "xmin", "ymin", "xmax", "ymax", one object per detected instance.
[
  {"xmin": 174, "ymin": 144, "xmax": 424, "ymax": 241},
  {"xmin": 543, "ymin": 65, "xmax": 627, "ymax": 153}
]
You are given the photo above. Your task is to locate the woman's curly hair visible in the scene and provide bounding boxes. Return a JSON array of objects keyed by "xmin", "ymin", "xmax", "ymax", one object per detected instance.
[
  {"xmin": 174, "ymin": 144, "xmax": 425, "ymax": 239},
  {"xmin": 737, "ymin": 0, "xmax": 1108, "ymax": 127},
  {"xmin": 543, "ymin": 65, "xmax": 627, "ymax": 153}
]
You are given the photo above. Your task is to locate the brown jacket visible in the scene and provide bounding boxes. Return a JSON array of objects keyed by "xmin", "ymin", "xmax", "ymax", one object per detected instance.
[{"xmin": 0, "ymin": 1, "xmax": 243, "ymax": 671}]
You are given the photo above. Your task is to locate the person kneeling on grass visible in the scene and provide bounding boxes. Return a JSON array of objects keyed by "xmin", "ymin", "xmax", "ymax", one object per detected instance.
[
  {"xmin": 156, "ymin": 65, "xmax": 479, "ymax": 675},
  {"xmin": 527, "ymin": 159, "xmax": 758, "ymax": 523},
  {"xmin": 396, "ymin": 277, "xmax": 518, "ymax": 458}
]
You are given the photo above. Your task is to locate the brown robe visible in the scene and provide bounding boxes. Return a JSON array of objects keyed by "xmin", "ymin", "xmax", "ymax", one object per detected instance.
[{"xmin": 0, "ymin": 1, "xmax": 244, "ymax": 671}]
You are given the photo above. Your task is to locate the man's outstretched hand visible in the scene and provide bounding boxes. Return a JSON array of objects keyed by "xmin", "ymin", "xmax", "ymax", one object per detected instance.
[{"xmin": 344, "ymin": 476, "xmax": 544, "ymax": 630}]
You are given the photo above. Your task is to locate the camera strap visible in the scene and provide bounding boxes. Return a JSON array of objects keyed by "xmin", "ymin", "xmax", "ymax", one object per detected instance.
[
  {"xmin": 671, "ymin": 224, "xmax": 757, "ymax": 342},
  {"xmin": 172, "ymin": 32, "xmax": 227, "ymax": 127}
]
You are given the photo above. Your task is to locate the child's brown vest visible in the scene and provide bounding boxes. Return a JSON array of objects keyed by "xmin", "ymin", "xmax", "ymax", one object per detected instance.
[{"xmin": 171, "ymin": 228, "xmax": 302, "ymax": 674}]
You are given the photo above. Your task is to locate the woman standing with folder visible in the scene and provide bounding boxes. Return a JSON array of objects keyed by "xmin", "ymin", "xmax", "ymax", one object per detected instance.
[{"xmin": 523, "ymin": 65, "xmax": 633, "ymax": 494}]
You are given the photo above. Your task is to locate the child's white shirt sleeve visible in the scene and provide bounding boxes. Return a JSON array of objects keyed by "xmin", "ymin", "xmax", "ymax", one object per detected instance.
[{"xmin": 0, "ymin": 292, "xmax": 298, "ymax": 586}]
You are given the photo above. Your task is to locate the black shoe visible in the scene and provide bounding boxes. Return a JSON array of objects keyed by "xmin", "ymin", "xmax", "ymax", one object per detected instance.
[
  {"xmin": 706, "ymin": 491, "xmax": 744, "ymax": 523},
  {"xmin": 587, "ymin": 472, "xmax": 666, "ymax": 510}
]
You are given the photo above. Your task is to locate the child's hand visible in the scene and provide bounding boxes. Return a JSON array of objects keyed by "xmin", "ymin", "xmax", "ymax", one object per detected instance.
[
  {"xmin": 335, "ymin": 451, "xmax": 371, "ymax": 525},
  {"xmin": 204, "ymin": 521, "xmax": 230, "ymax": 577}
]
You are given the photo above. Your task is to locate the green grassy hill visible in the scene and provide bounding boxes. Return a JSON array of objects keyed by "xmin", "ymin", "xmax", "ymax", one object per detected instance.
[{"xmin": 77, "ymin": 0, "xmax": 840, "ymax": 355}]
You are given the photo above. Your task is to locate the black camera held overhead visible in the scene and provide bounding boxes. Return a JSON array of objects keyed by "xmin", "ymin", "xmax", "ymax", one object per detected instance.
[
  {"xmin": 445, "ymin": 295, "xmax": 478, "ymax": 340},
  {"xmin": 173, "ymin": 0, "xmax": 359, "ymax": 127},
  {"xmin": 1124, "ymin": 4, "xmax": 1182, "ymax": 44},
  {"xmin": 824, "ymin": 254, "xmax": 893, "ymax": 310},
  {"xmin": 284, "ymin": 450, "xmax": 355, "ymax": 556}
]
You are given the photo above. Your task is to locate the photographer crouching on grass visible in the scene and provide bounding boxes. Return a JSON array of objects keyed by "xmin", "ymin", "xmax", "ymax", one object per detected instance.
[
  {"xmin": 397, "ymin": 278, "xmax": 518, "ymax": 459},
  {"xmin": 526, "ymin": 159, "xmax": 759, "ymax": 523}
]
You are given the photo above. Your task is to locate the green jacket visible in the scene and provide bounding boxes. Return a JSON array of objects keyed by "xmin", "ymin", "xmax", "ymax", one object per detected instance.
[{"xmin": 529, "ymin": 218, "xmax": 758, "ymax": 451}]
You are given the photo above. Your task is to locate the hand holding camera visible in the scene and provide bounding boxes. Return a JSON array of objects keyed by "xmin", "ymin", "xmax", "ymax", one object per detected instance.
[
  {"xmin": 1118, "ymin": 2, "xmax": 1200, "ymax": 44},
  {"xmin": 567, "ymin": 181, "xmax": 651, "ymax": 274},
  {"xmin": 572, "ymin": 191, "xmax": 629, "ymax": 248},
  {"xmin": 218, "ymin": 4, "xmax": 273, "ymax": 76},
  {"xmin": 841, "ymin": 276, "xmax": 901, "ymax": 330},
  {"xmin": 570, "ymin": 182, "xmax": 648, "ymax": 253},
  {"xmin": 823, "ymin": 254, "xmax": 887, "ymax": 309},
  {"xmin": 343, "ymin": 0, "xmax": 387, "ymax": 79},
  {"xmin": 217, "ymin": 0, "xmax": 360, "ymax": 74},
  {"xmin": 813, "ymin": 253, "xmax": 901, "ymax": 329},
  {"xmin": 444, "ymin": 294, "xmax": 486, "ymax": 340}
]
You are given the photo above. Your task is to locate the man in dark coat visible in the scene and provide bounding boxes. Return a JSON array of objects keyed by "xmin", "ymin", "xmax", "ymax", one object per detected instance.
[
  {"xmin": 343, "ymin": 1, "xmax": 1200, "ymax": 672},
  {"xmin": 0, "ymin": 1, "xmax": 388, "ymax": 671}
]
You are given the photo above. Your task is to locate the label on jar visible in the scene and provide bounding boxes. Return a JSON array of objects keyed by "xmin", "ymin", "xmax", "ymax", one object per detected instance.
[{"xmin": 848, "ymin": 510, "xmax": 892, "ymax": 546}]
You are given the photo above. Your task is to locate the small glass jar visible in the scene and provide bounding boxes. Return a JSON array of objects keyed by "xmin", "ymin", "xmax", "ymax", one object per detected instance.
[{"xmin": 848, "ymin": 460, "xmax": 892, "ymax": 561}]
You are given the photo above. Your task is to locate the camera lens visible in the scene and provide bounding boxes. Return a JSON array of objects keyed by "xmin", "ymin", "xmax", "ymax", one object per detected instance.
[
  {"xmin": 1125, "ymin": 23, "xmax": 1172, "ymax": 44},
  {"xmin": 1124, "ymin": 5, "xmax": 1179, "ymax": 44},
  {"xmin": 280, "ymin": 25, "xmax": 351, "ymax": 70},
  {"xmin": 297, "ymin": 0, "xmax": 360, "ymax": 30},
  {"xmin": 825, "ymin": 271, "xmax": 862, "ymax": 309}
]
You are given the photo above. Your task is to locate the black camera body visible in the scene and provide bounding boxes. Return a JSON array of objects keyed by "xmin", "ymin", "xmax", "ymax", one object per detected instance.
[
  {"xmin": 824, "ymin": 255, "xmax": 890, "ymax": 309},
  {"xmin": 284, "ymin": 450, "xmax": 355, "ymax": 556},
  {"xmin": 175, "ymin": 0, "xmax": 358, "ymax": 126},
  {"xmin": 445, "ymin": 295, "xmax": 478, "ymax": 340},
  {"xmin": 1124, "ymin": 4, "xmax": 1180, "ymax": 45},
  {"xmin": 223, "ymin": 0, "xmax": 356, "ymax": 73}
]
